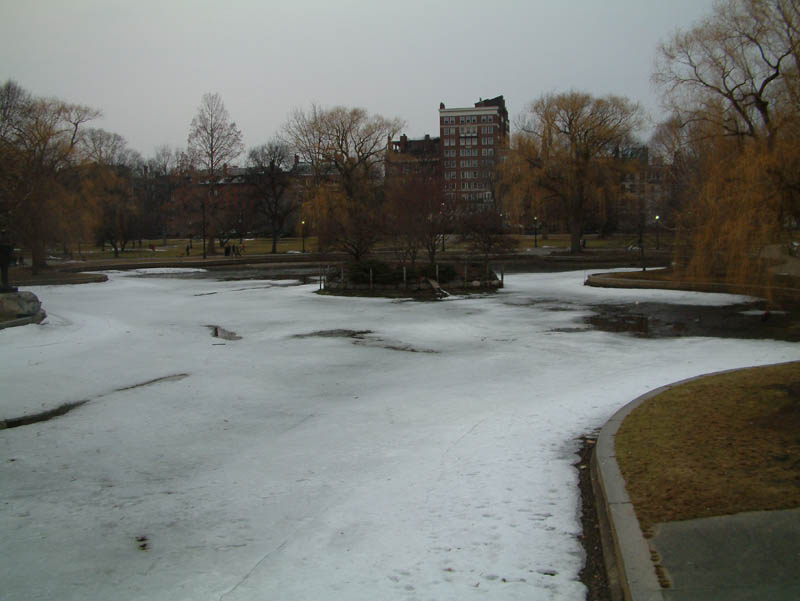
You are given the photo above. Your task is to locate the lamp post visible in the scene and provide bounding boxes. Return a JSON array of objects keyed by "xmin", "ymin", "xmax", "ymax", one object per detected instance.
[
  {"xmin": 301, "ymin": 220, "xmax": 306, "ymax": 253},
  {"xmin": 202, "ymin": 195, "xmax": 207, "ymax": 259},
  {"xmin": 533, "ymin": 216, "xmax": 538, "ymax": 248},
  {"xmin": 440, "ymin": 202, "xmax": 446, "ymax": 252},
  {"xmin": 655, "ymin": 215, "xmax": 660, "ymax": 250}
]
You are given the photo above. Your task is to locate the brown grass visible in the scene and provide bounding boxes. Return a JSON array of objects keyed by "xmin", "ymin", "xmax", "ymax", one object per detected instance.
[{"xmin": 615, "ymin": 362, "xmax": 800, "ymax": 530}]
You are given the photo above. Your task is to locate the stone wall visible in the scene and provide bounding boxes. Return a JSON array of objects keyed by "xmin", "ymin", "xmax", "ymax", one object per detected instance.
[{"xmin": 0, "ymin": 291, "xmax": 46, "ymax": 329}]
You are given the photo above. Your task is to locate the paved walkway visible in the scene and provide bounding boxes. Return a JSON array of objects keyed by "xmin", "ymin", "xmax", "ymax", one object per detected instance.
[
  {"xmin": 594, "ymin": 376, "xmax": 800, "ymax": 601},
  {"xmin": 651, "ymin": 508, "xmax": 800, "ymax": 601}
]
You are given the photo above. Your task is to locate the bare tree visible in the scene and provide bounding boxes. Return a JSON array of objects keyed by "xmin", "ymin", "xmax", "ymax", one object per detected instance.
[
  {"xmin": 150, "ymin": 144, "xmax": 178, "ymax": 177},
  {"xmin": 283, "ymin": 105, "xmax": 403, "ymax": 261},
  {"xmin": 282, "ymin": 104, "xmax": 332, "ymax": 185},
  {"xmin": 385, "ymin": 172, "xmax": 448, "ymax": 267},
  {"xmin": 654, "ymin": 0, "xmax": 800, "ymax": 146},
  {"xmin": 247, "ymin": 140, "xmax": 298, "ymax": 253},
  {"xmin": 187, "ymin": 92, "xmax": 244, "ymax": 257},
  {"xmin": 79, "ymin": 129, "xmax": 145, "ymax": 257},
  {"xmin": 458, "ymin": 208, "xmax": 519, "ymax": 273},
  {"xmin": 81, "ymin": 128, "xmax": 129, "ymax": 165}
]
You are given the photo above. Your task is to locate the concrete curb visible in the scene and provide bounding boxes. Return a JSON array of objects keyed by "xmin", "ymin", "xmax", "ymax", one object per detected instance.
[
  {"xmin": 594, "ymin": 385, "xmax": 668, "ymax": 601},
  {"xmin": 585, "ymin": 272, "xmax": 800, "ymax": 301},
  {"xmin": 0, "ymin": 310, "xmax": 46, "ymax": 330}
]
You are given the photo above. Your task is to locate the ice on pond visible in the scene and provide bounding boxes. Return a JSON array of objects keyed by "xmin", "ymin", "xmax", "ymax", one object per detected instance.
[{"xmin": 1, "ymin": 270, "xmax": 797, "ymax": 601}]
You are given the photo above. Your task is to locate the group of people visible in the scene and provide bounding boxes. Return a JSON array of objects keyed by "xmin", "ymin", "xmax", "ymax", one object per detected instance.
[
  {"xmin": 182, "ymin": 243, "xmax": 246, "ymax": 257},
  {"xmin": 224, "ymin": 244, "xmax": 245, "ymax": 257}
]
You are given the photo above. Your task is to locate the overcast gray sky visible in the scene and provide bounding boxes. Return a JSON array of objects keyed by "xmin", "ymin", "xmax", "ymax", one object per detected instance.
[{"xmin": 1, "ymin": 0, "xmax": 715, "ymax": 159}]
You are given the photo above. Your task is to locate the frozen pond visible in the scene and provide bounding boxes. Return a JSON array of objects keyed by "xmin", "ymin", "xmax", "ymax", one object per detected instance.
[{"xmin": 1, "ymin": 270, "xmax": 798, "ymax": 601}]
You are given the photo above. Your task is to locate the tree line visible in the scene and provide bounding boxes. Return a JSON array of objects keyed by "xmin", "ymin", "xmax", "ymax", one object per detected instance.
[
  {"xmin": 500, "ymin": 0, "xmax": 800, "ymax": 280},
  {"xmin": 0, "ymin": 85, "xmax": 510, "ymax": 272},
  {"xmin": 2, "ymin": 0, "xmax": 798, "ymax": 281},
  {"xmin": 0, "ymin": 86, "xmax": 305, "ymax": 270}
]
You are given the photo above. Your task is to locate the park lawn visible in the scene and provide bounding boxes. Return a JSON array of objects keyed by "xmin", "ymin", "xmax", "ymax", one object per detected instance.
[
  {"xmin": 42, "ymin": 237, "xmax": 318, "ymax": 261},
  {"xmin": 602, "ymin": 268, "xmax": 676, "ymax": 281},
  {"xmin": 615, "ymin": 362, "xmax": 800, "ymax": 533}
]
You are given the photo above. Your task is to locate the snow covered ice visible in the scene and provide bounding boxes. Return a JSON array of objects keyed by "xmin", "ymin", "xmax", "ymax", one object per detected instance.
[{"xmin": 1, "ymin": 270, "xmax": 798, "ymax": 601}]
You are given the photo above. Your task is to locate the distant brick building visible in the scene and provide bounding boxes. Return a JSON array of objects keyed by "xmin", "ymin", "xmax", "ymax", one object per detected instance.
[
  {"xmin": 439, "ymin": 95, "xmax": 510, "ymax": 210},
  {"xmin": 616, "ymin": 146, "xmax": 670, "ymax": 232},
  {"xmin": 385, "ymin": 134, "xmax": 441, "ymax": 178}
]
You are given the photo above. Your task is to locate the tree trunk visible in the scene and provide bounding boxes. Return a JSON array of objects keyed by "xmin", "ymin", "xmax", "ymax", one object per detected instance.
[
  {"xmin": 30, "ymin": 241, "xmax": 47, "ymax": 275},
  {"xmin": 271, "ymin": 233, "xmax": 278, "ymax": 253},
  {"xmin": 569, "ymin": 198, "xmax": 583, "ymax": 254},
  {"xmin": 569, "ymin": 227, "xmax": 582, "ymax": 254}
]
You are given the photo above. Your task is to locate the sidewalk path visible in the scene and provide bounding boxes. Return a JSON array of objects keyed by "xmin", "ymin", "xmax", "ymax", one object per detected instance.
[{"xmin": 651, "ymin": 508, "xmax": 800, "ymax": 601}]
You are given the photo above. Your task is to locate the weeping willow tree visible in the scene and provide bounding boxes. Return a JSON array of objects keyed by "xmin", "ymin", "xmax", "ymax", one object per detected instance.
[
  {"xmin": 283, "ymin": 105, "xmax": 403, "ymax": 262},
  {"xmin": 0, "ymin": 80, "xmax": 100, "ymax": 272},
  {"xmin": 654, "ymin": 0, "xmax": 800, "ymax": 297},
  {"xmin": 677, "ymin": 143, "xmax": 785, "ymax": 286},
  {"xmin": 510, "ymin": 91, "xmax": 643, "ymax": 254}
]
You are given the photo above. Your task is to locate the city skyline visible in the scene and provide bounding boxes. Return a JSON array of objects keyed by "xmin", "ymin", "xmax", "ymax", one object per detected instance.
[{"xmin": 2, "ymin": 1, "xmax": 715, "ymax": 158}]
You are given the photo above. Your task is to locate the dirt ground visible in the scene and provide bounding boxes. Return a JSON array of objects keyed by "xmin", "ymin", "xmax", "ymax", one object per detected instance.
[{"xmin": 576, "ymin": 436, "xmax": 612, "ymax": 601}]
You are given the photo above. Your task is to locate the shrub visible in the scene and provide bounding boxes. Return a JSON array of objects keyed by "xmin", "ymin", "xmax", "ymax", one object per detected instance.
[{"xmin": 348, "ymin": 260, "xmax": 398, "ymax": 285}]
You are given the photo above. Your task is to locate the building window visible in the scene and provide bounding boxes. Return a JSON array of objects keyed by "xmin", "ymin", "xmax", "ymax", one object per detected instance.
[
  {"xmin": 444, "ymin": 149, "xmax": 456, "ymax": 157},
  {"xmin": 482, "ymin": 137, "xmax": 494, "ymax": 145}
]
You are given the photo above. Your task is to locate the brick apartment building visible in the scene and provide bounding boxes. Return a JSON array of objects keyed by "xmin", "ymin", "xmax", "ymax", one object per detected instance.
[
  {"xmin": 616, "ymin": 146, "xmax": 671, "ymax": 232},
  {"xmin": 386, "ymin": 95, "xmax": 510, "ymax": 212},
  {"xmin": 385, "ymin": 134, "xmax": 441, "ymax": 178},
  {"xmin": 439, "ymin": 95, "xmax": 509, "ymax": 210}
]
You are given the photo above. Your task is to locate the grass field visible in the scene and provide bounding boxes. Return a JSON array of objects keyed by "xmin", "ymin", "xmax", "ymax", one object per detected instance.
[
  {"xmin": 11, "ymin": 232, "xmax": 671, "ymax": 263},
  {"xmin": 63, "ymin": 236, "xmax": 319, "ymax": 260},
  {"xmin": 615, "ymin": 362, "xmax": 800, "ymax": 532}
]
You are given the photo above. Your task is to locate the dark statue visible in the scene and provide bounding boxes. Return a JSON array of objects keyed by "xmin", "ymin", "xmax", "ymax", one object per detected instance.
[{"xmin": 0, "ymin": 228, "xmax": 18, "ymax": 292}]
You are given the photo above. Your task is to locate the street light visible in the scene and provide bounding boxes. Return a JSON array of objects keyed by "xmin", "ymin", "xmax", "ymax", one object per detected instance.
[
  {"xmin": 655, "ymin": 215, "xmax": 660, "ymax": 250},
  {"xmin": 301, "ymin": 220, "xmax": 306, "ymax": 253},
  {"xmin": 533, "ymin": 216, "xmax": 539, "ymax": 248},
  {"xmin": 440, "ymin": 202, "xmax": 446, "ymax": 252}
]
